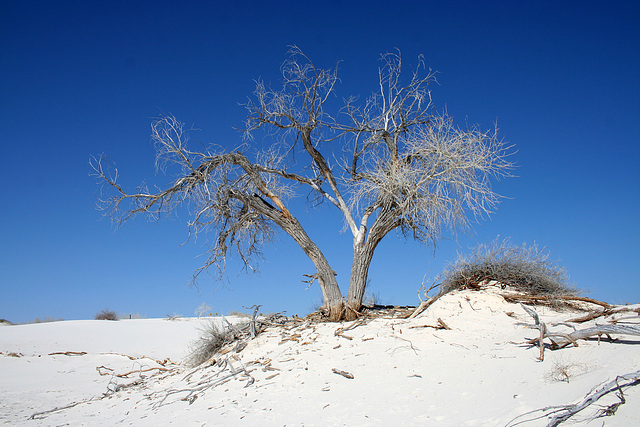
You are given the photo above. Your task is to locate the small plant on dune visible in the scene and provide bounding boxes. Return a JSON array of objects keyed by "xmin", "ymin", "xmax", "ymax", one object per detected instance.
[
  {"xmin": 188, "ymin": 321, "xmax": 241, "ymax": 366},
  {"xmin": 32, "ymin": 317, "xmax": 64, "ymax": 323},
  {"xmin": 545, "ymin": 358, "xmax": 592, "ymax": 383},
  {"xmin": 227, "ymin": 310, "xmax": 251, "ymax": 318},
  {"xmin": 439, "ymin": 238, "xmax": 577, "ymax": 297},
  {"xmin": 95, "ymin": 309, "xmax": 119, "ymax": 321}
]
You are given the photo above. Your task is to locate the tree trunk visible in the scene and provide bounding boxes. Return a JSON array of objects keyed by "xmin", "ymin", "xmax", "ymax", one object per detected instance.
[
  {"xmin": 345, "ymin": 240, "xmax": 376, "ymax": 320},
  {"xmin": 345, "ymin": 207, "xmax": 399, "ymax": 320},
  {"xmin": 279, "ymin": 216, "xmax": 344, "ymax": 321}
]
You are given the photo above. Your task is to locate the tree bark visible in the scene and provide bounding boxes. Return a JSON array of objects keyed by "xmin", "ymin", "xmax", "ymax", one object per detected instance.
[
  {"xmin": 346, "ymin": 239, "xmax": 375, "ymax": 319},
  {"xmin": 345, "ymin": 207, "xmax": 398, "ymax": 320},
  {"xmin": 278, "ymin": 215, "xmax": 344, "ymax": 321}
]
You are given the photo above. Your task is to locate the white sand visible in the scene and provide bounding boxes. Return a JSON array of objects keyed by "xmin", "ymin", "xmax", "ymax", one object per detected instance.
[{"xmin": 1, "ymin": 289, "xmax": 638, "ymax": 426}]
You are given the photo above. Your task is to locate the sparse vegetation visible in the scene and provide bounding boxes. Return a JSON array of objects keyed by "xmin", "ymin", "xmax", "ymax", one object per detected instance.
[
  {"xmin": 188, "ymin": 309, "xmax": 281, "ymax": 366},
  {"xmin": 32, "ymin": 317, "xmax": 64, "ymax": 323},
  {"xmin": 545, "ymin": 359, "xmax": 591, "ymax": 383},
  {"xmin": 439, "ymin": 238, "xmax": 577, "ymax": 297},
  {"xmin": 95, "ymin": 309, "xmax": 119, "ymax": 321},
  {"xmin": 187, "ymin": 321, "xmax": 237, "ymax": 366},
  {"xmin": 118, "ymin": 313, "xmax": 146, "ymax": 320},
  {"xmin": 227, "ymin": 311, "xmax": 251, "ymax": 318}
]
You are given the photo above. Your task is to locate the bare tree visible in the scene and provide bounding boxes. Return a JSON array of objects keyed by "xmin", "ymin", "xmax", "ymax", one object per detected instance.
[{"xmin": 92, "ymin": 47, "xmax": 514, "ymax": 321}]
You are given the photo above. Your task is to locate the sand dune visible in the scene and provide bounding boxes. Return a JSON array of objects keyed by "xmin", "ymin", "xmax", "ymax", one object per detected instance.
[{"xmin": 1, "ymin": 288, "xmax": 638, "ymax": 426}]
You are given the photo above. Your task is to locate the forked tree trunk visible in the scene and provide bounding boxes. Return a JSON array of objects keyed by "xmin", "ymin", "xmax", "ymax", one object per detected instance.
[{"xmin": 345, "ymin": 208, "xmax": 398, "ymax": 320}]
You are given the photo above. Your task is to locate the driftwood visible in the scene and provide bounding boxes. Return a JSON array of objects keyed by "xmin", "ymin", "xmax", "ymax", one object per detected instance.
[
  {"xmin": 548, "ymin": 324, "xmax": 640, "ymax": 348},
  {"xmin": 565, "ymin": 304, "xmax": 640, "ymax": 323},
  {"xmin": 409, "ymin": 317, "xmax": 452, "ymax": 331},
  {"xmin": 506, "ymin": 370, "xmax": 640, "ymax": 426},
  {"xmin": 48, "ymin": 351, "xmax": 88, "ymax": 356},
  {"xmin": 334, "ymin": 318, "xmax": 368, "ymax": 340},
  {"xmin": 520, "ymin": 303, "xmax": 548, "ymax": 361},
  {"xmin": 408, "ymin": 297, "xmax": 436, "ymax": 319},
  {"xmin": 504, "ymin": 293, "xmax": 611, "ymax": 309},
  {"xmin": 96, "ymin": 365, "xmax": 169, "ymax": 378},
  {"xmin": 520, "ymin": 303, "xmax": 640, "ymax": 361},
  {"xmin": 332, "ymin": 368, "xmax": 354, "ymax": 379}
]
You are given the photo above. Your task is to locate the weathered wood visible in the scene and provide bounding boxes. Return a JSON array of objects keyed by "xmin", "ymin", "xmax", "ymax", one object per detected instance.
[
  {"xmin": 408, "ymin": 298, "xmax": 435, "ymax": 319},
  {"xmin": 505, "ymin": 293, "xmax": 610, "ymax": 309},
  {"xmin": 520, "ymin": 303, "xmax": 640, "ymax": 353},
  {"xmin": 565, "ymin": 304, "xmax": 640, "ymax": 323},
  {"xmin": 506, "ymin": 370, "xmax": 640, "ymax": 427},
  {"xmin": 332, "ymin": 368, "xmax": 354, "ymax": 379},
  {"xmin": 550, "ymin": 324, "xmax": 640, "ymax": 349},
  {"xmin": 547, "ymin": 370, "xmax": 640, "ymax": 426}
]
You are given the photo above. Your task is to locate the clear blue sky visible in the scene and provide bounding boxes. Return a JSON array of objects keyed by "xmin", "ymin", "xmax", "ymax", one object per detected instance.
[{"xmin": 1, "ymin": 1, "xmax": 638, "ymax": 323}]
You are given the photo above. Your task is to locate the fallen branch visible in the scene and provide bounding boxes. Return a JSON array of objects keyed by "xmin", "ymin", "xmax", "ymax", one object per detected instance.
[
  {"xmin": 520, "ymin": 303, "xmax": 640, "ymax": 353},
  {"xmin": 549, "ymin": 324, "xmax": 640, "ymax": 349},
  {"xmin": 409, "ymin": 317, "xmax": 451, "ymax": 331},
  {"xmin": 409, "ymin": 277, "xmax": 441, "ymax": 319},
  {"xmin": 503, "ymin": 293, "xmax": 610, "ymax": 309},
  {"xmin": 29, "ymin": 398, "xmax": 101, "ymax": 420},
  {"xmin": 520, "ymin": 303, "xmax": 547, "ymax": 361},
  {"xmin": 96, "ymin": 365, "xmax": 170, "ymax": 378},
  {"xmin": 566, "ymin": 304, "xmax": 640, "ymax": 324},
  {"xmin": 334, "ymin": 318, "xmax": 367, "ymax": 340},
  {"xmin": 437, "ymin": 318, "xmax": 452, "ymax": 330},
  {"xmin": 48, "ymin": 351, "xmax": 87, "ymax": 356},
  {"xmin": 332, "ymin": 368, "xmax": 354, "ymax": 379},
  {"xmin": 506, "ymin": 370, "xmax": 640, "ymax": 426}
]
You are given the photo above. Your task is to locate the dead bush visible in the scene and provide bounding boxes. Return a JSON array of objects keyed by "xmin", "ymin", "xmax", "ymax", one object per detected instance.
[
  {"xmin": 95, "ymin": 309, "xmax": 119, "ymax": 321},
  {"xmin": 187, "ymin": 322, "xmax": 236, "ymax": 366},
  {"xmin": 439, "ymin": 238, "xmax": 577, "ymax": 297}
]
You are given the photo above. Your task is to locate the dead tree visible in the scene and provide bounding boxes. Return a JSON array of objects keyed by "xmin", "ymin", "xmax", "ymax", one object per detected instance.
[{"xmin": 92, "ymin": 47, "xmax": 514, "ymax": 321}]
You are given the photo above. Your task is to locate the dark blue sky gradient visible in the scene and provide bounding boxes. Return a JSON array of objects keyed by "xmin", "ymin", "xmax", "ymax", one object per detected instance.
[{"xmin": 1, "ymin": 1, "xmax": 638, "ymax": 323}]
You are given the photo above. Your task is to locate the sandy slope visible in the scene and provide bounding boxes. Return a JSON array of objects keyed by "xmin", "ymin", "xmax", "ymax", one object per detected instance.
[{"xmin": 1, "ymin": 289, "xmax": 639, "ymax": 426}]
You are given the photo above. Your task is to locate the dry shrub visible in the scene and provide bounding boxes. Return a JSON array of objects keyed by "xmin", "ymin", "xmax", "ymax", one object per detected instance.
[
  {"xmin": 187, "ymin": 316, "xmax": 270, "ymax": 366},
  {"xmin": 187, "ymin": 321, "xmax": 238, "ymax": 366},
  {"xmin": 95, "ymin": 309, "xmax": 119, "ymax": 321},
  {"xmin": 545, "ymin": 359, "xmax": 592, "ymax": 383},
  {"xmin": 227, "ymin": 310, "xmax": 251, "ymax": 318},
  {"xmin": 439, "ymin": 238, "xmax": 577, "ymax": 297},
  {"xmin": 32, "ymin": 317, "xmax": 63, "ymax": 323}
]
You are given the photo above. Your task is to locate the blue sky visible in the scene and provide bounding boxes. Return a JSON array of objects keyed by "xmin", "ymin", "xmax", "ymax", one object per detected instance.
[{"xmin": 1, "ymin": 1, "xmax": 638, "ymax": 323}]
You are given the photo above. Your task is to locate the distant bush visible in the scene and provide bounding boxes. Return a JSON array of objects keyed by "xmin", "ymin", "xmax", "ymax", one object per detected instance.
[
  {"xmin": 95, "ymin": 309, "xmax": 119, "ymax": 321},
  {"xmin": 32, "ymin": 317, "xmax": 63, "ymax": 323},
  {"xmin": 439, "ymin": 238, "xmax": 577, "ymax": 297},
  {"xmin": 227, "ymin": 310, "xmax": 250, "ymax": 318}
]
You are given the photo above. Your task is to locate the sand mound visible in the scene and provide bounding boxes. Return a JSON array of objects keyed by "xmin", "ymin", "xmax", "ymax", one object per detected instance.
[{"xmin": 1, "ymin": 290, "xmax": 639, "ymax": 426}]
